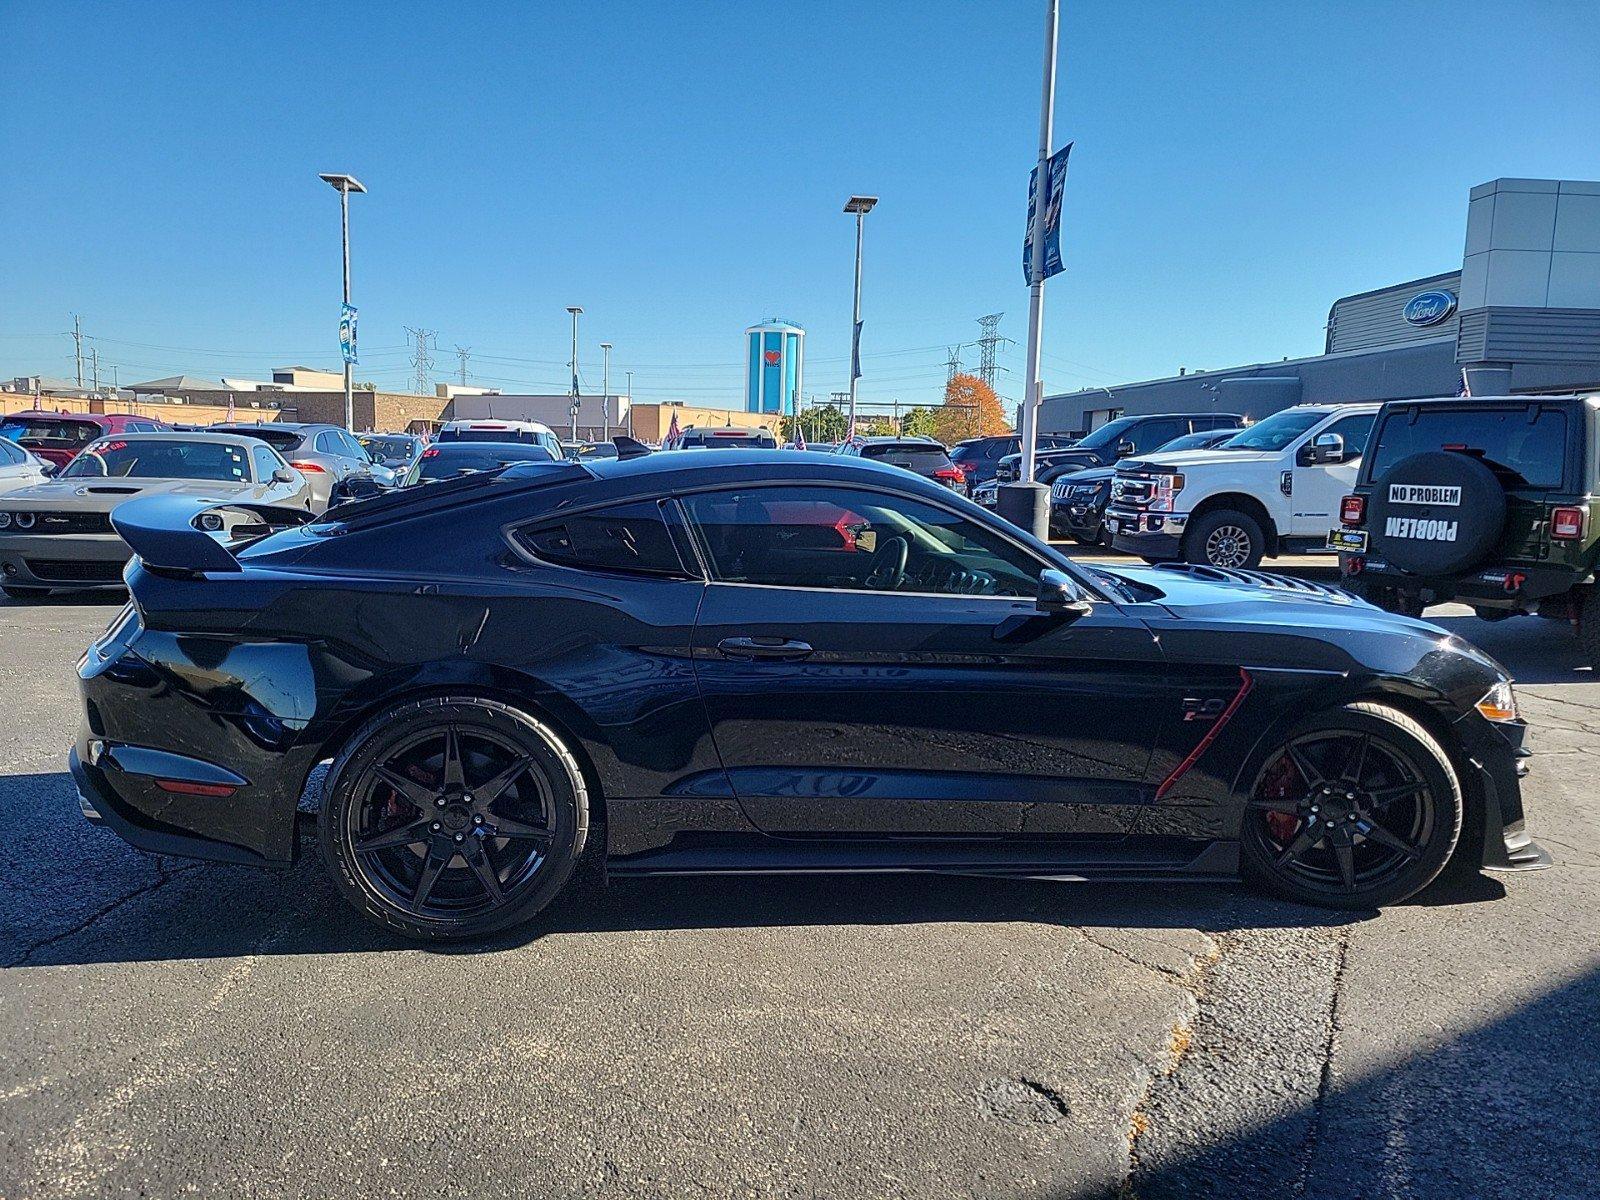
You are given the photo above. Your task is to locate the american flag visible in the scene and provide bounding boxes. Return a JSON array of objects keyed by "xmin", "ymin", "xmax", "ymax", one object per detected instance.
[
  {"xmin": 794, "ymin": 421, "xmax": 807, "ymax": 452},
  {"xmin": 664, "ymin": 410, "xmax": 681, "ymax": 448}
]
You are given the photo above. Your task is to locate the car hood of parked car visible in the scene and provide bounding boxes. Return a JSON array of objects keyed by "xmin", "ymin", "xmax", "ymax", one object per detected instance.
[
  {"xmin": 1116, "ymin": 448, "xmax": 1279, "ymax": 473},
  {"xmin": 1053, "ymin": 466, "xmax": 1116, "ymax": 487},
  {"xmin": 1, "ymin": 476, "xmax": 259, "ymax": 514}
]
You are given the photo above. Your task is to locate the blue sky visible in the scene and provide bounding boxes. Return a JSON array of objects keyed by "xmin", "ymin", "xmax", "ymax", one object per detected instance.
[{"xmin": 2, "ymin": 1, "xmax": 1596, "ymax": 411}]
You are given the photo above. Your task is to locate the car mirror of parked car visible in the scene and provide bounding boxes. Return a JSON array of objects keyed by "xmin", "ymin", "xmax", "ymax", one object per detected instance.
[
  {"xmin": 1036, "ymin": 569, "xmax": 1092, "ymax": 618},
  {"xmin": 272, "ymin": 468, "xmax": 296, "ymax": 484},
  {"xmin": 1116, "ymin": 440, "xmax": 1136, "ymax": 457},
  {"xmin": 1302, "ymin": 433, "xmax": 1345, "ymax": 465}
]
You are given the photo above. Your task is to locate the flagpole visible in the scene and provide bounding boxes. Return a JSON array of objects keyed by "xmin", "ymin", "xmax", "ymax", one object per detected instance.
[{"xmin": 1021, "ymin": 0, "xmax": 1059, "ymax": 488}]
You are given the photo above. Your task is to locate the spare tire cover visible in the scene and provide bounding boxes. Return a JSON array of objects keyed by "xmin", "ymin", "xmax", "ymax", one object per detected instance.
[{"xmin": 1367, "ymin": 451, "xmax": 1505, "ymax": 575}]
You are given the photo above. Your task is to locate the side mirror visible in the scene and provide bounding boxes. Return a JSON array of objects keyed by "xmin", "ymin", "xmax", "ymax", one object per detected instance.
[
  {"xmin": 330, "ymin": 476, "xmax": 386, "ymax": 504},
  {"xmin": 1037, "ymin": 569, "xmax": 1093, "ymax": 618},
  {"xmin": 272, "ymin": 467, "xmax": 295, "ymax": 484},
  {"xmin": 1304, "ymin": 433, "xmax": 1345, "ymax": 465},
  {"xmin": 1116, "ymin": 440, "xmax": 1136, "ymax": 457},
  {"xmin": 39, "ymin": 463, "xmax": 57, "ymax": 477}
]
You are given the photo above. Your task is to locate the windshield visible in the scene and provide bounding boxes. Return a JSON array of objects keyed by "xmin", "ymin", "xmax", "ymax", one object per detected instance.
[
  {"xmin": 1215, "ymin": 409, "xmax": 1325, "ymax": 451},
  {"xmin": 1368, "ymin": 406, "xmax": 1569, "ymax": 488},
  {"xmin": 1074, "ymin": 417, "xmax": 1140, "ymax": 451},
  {"xmin": 61, "ymin": 438, "xmax": 252, "ymax": 481},
  {"xmin": 360, "ymin": 435, "xmax": 416, "ymax": 459},
  {"xmin": 406, "ymin": 444, "xmax": 555, "ymax": 483},
  {"xmin": 219, "ymin": 426, "xmax": 303, "ymax": 450},
  {"xmin": 860, "ymin": 444, "xmax": 951, "ymax": 471},
  {"xmin": 685, "ymin": 433, "xmax": 773, "ymax": 448},
  {"xmin": 440, "ymin": 428, "xmax": 544, "ymax": 444},
  {"xmin": 1, "ymin": 417, "xmax": 99, "ymax": 448},
  {"xmin": 948, "ymin": 442, "xmax": 985, "ymax": 462}
]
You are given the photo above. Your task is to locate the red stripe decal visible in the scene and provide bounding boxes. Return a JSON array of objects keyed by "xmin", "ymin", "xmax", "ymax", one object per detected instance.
[{"xmin": 1155, "ymin": 667, "xmax": 1254, "ymax": 801}]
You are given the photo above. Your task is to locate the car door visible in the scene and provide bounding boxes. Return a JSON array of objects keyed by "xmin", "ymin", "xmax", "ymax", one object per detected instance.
[
  {"xmin": 680, "ymin": 482, "xmax": 1169, "ymax": 840},
  {"xmin": 1288, "ymin": 411, "xmax": 1377, "ymax": 538}
]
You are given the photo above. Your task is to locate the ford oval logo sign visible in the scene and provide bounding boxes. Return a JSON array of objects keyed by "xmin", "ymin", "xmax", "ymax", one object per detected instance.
[{"xmin": 1403, "ymin": 290, "xmax": 1457, "ymax": 327}]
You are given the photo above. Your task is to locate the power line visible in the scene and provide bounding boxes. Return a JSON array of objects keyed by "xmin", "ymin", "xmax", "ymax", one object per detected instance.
[
  {"xmin": 975, "ymin": 313, "xmax": 1006, "ymax": 388},
  {"xmin": 454, "ymin": 345, "xmax": 471, "ymax": 386},
  {"xmin": 944, "ymin": 345, "xmax": 964, "ymax": 381},
  {"xmin": 405, "ymin": 327, "xmax": 437, "ymax": 396}
]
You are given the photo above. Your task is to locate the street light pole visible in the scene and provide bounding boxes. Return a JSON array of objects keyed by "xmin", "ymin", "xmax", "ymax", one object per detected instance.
[
  {"xmin": 625, "ymin": 370, "xmax": 634, "ymax": 435},
  {"xmin": 566, "ymin": 306, "xmax": 583, "ymax": 442},
  {"xmin": 600, "ymin": 342, "xmax": 613, "ymax": 442},
  {"xmin": 843, "ymin": 195, "xmax": 878, "ymax": 437},
  {"xmin": 1020, "ymin": 1, "xmax": 1059, "ymax": 486},
  {"xmin": 319, "ymin": 173, "xmax": 367, "ymax": 431}
]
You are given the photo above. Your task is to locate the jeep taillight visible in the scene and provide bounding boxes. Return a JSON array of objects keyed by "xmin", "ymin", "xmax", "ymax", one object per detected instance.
[
  {"xmin": 1341, "ymin": 495, "xmax": 1366, "ymax": 525},
  {"xmin": 1551, "ymin": 506, "xmax": 1585, "ymax": 540}
]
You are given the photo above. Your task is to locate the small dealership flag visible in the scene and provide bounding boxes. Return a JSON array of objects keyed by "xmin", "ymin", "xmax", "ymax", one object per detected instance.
[
  {"xmin": 665, "ymin": 409, "xmax": 681, "ymax": 448},
  {"xmin": 851, "ymin": 321, "xmax": 864, "ymax": 380},
  {"xmin": 794, "ymin": 418, "xmax": 807, "ymax": 451},
  {"xmin": 339, "ymin": 303, "xmax": 359, "ymax": 364},
  {"xmin": 1023, "ymin": 142, "xmax": 1073, "ymax": 285}
]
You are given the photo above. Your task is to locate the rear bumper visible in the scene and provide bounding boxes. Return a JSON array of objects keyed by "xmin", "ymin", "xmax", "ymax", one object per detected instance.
[
  {"xmin": 1341, "ymin": 554, "xmax": 1583, "ymax": 608},
  {"xmin": 0, "ymin": 531, "xmax": 129, "ymax": 589}
]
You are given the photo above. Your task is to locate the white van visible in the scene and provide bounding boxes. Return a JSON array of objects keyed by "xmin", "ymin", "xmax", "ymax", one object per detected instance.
[{"xmin": 437, "ymin": 419, "xmax": 562, "ymax": 460}]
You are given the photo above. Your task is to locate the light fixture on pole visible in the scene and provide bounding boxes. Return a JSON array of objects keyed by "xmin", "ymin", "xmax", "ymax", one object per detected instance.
[
  {"xmin": 318, "ymin": 173, "xmax": 367, "ymax": 432},
  {"xmin": 843, "ymin": 195, "xmax": 877, "ymax": 438},
  {"xmin": 599, "ymin": 342, "xmax": 613, "ymax": 442},
  {"xmin": 566, "ymin": 306, "xmax": 583, "ymax": 442}
]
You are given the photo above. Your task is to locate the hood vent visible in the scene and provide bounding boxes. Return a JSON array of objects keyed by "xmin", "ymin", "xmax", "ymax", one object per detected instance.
[
  {"xmin": 1153, "ymin": 562, "xmax": 1356, "ymax": 603},
  {"xmin": 82, "ymin": 486, "xmax": 142, "ymax": 495}
]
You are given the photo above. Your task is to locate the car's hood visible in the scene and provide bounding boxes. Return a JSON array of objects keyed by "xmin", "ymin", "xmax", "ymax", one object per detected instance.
[
  {"xmin": 1118, "ymin": 449, "xmax": 1278, "ymax": 472},
  {"xmin": 2, "ymin": 477, "xmax": 252, "ymax": 513},
  {"xmin": 1054, "ymin": 466, "xmax": 1115, "ymax": 485}
]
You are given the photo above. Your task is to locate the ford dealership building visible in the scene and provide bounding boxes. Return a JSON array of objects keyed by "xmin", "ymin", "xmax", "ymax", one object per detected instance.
[{"xmin": 1041, "ymin": 177, "xmax": 1600, "ymax": 435}]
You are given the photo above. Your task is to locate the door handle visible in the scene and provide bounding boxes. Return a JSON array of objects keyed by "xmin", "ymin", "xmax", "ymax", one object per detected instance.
[{"xmin": 716, "ymin": 636, "xmax": 814, "ymax": 661}]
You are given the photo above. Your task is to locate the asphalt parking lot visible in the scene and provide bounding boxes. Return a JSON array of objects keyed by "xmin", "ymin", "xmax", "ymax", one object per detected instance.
[{"xmin": 2, "ymin": 570, "xmax": 1598, "ymax": 1199}]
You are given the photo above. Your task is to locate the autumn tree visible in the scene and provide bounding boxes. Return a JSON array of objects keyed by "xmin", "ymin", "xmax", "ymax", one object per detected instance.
[{"xmin": 931, "ymin": 373, "xmax": 1012, "ymax": 445}]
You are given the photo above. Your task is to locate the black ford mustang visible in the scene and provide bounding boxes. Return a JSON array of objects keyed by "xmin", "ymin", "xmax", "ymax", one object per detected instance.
[{"xmin": 70, "ymin": 450, "xmax": 1548, "ymax": 939}]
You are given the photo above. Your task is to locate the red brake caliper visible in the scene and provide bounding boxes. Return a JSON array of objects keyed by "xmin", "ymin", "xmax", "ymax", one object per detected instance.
[{"xmin": 1260, "ymin": 753, "xmax": 1302, "ymax": 843}]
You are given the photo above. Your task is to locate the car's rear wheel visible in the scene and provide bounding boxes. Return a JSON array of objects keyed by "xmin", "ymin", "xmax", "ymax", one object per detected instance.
[
  {"xmin": 1240, "ymin": 702, "xmax": 1463, "ymax": 909},
  {"xmin": 1184, "ymin": 508, "xmax": 1264, "ymax": 570},
  {"xmin": 320, "ymin": 696, "xmax": 589, "ymax": 940},
  {"xmin": 1577, "ymin": 587, "xmax": 1600, "ymax": 671}
]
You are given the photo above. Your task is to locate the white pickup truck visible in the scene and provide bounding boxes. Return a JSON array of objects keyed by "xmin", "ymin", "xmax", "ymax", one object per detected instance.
[{"xmin": 1102, "ymin": 403, "xmax": 1381, "ymax": 569}]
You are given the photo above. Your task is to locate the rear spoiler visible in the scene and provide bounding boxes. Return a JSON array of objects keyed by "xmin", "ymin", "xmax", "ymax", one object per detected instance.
[{"xmin": 110, "ymin": 494, "xmax": 314, "ymax": 577}]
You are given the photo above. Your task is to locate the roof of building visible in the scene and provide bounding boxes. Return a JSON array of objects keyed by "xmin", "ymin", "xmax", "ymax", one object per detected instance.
[{"xmin": 126, "ymin": 375, "xmax": 228, "ymax": 392}]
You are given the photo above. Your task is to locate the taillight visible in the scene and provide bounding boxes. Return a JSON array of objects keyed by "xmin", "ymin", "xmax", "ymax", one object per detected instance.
[
  {"xmin": 952, "ymin": 460, "xmax": 975, "ymax": 476},
  {"xmin": 288, "ymin": 460, "xmax": 326, "ymax": 474},
  {"xmin": 933, "ymin": 467, "xmax": 960, "ymax": 482},
  {"xmin": 1341, "ymin": 495, "xmax": 1366, "ymax": 525},
  {"xmin": 1551, "ymin": 506, "xmax": 1585, "ymax": 540}
]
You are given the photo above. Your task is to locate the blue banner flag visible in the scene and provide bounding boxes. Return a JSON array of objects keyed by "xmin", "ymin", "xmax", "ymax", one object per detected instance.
[
  {"xmin": 339, "ymin": 303, "xmax": 359, "ymax": 364},
  {"xmin": 1023, "ymin": 142, "xmax": 1073, "ymax": 285},
  {"xmin": 851, "ymin": 320, "xmax": 864, "ymax": 380}
]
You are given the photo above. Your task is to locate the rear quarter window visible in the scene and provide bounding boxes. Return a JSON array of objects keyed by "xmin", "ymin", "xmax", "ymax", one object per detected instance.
[{"xmin": 514, "ymin": 500, "xmax": 689, "ymax": 577}]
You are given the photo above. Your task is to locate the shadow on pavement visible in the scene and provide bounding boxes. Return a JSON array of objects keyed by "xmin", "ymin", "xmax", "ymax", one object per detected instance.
[
  {"xmin": 1103, "ymin": 963, "xmax": 1600, "ymax": 1200},
  {"xmin": 3, "ymin": 767, "xmax": 1504, "ymax": 969}
]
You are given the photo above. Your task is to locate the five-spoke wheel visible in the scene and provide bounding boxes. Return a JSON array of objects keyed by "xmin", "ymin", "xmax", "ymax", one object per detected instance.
[
  {"xmin": 320, "ymin": 697, "xmax": 589, "ymax": 939},
  {"xmin": 1241, "ymin": 702, "xmax": 1463, "ymax": 909}
]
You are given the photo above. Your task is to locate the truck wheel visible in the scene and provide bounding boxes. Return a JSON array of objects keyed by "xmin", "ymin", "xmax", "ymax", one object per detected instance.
[
  {"xmin": 1577, "ymin": 588, "xmax": 1600, "ymax": 671},
  {"xmin": 1185, "ymin": 509, "xmax": 1264, "ymax": 570}
]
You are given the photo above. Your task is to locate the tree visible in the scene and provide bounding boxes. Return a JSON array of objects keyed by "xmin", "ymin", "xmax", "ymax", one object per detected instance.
[
  {"xmin": 785, "ymin": 404, "xmax": 848, "ymax": 444},
  {"xmin": 900, "ymin": 406, "xmax": 938, "ymax": 438},
  {"xmin": 932, "ymin": 373, "xmax": 1011, "ymax": 445}
]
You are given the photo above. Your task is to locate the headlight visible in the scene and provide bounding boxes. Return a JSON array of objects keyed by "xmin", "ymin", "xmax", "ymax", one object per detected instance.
[
  {"xmin": 14, "ymin": 512, "xmax": 35, "ymax": 529},
  {"xmin": 1476, "ymin": 680, "xmax": 1518, "ymax": 722},
  {"xmin": 0, "ymin": 512, "xmax": 10, "ymax": 529},
  {"xmin": 1149, "ymin": 473, "xmax": 1185, "ymax": 513},
  {"xmin": 197, "ymin": 512, "xmax": 225, "ymax": 532}
]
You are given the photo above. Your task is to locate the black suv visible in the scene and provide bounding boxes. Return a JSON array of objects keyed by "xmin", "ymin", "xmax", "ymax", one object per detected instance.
[
  {"xmin": 950, "ymin": 433, "xmax": 1075, "ymax": 489},
  {"xmin": 996, "ymin": 412, "xmax": 1245, "ymax": 484},
  {"xmin": 1334, "ymin": 393, "xmax": 1600, "ymax": 665},
  {"xmin": 835, "ymin": 436, "xmax": 968, "ymax": 495}
]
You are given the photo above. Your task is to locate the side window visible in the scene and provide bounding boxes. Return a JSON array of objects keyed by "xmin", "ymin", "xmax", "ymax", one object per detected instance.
[
  {"xmin": 681, "ymin": 485, "xmax": 1045, "ymax": 598},
  {"xmin": 251, "ymin": 445, "xmax": 281, "ymax": 480},
  {"xmin": 1130, "ymin": 419, "xmax": 1184, "ymax": 453},
  {"xmin": 1322, "ymin": 413, "xmax": 1376, "ymax": 460},
  {"xmin": 339, "ymin": 431, "xmax": 365, "ymax": 458},
  {"xmin": 516, "ymin": 500, "xmax": 689, "ymax": 577},
  {"xmin": 0, "ymin": 439, "xmax": 22, "ymax": 464},
  {"xmin": 314, "ymin": 431, "xmax": 337, "ymax": 454}
]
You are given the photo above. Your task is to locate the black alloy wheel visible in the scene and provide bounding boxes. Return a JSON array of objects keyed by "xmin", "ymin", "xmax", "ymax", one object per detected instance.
[
  {"xmin": 1241, "ymin": 702, "xmax": 1463, "ymax": 909},
  {"xmin": 320, "ymin": 697, "xmax": 589, "ymax": 940}
]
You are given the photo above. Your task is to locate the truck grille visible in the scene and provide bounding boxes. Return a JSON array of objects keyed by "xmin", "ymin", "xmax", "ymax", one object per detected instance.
[{"xmin": 995, "ymin": 461, "xmax": 1018, "ymax": 483}]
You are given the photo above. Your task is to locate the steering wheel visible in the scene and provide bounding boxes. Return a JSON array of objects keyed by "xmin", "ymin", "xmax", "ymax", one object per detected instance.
[{"xmin": 864, "ymin": 534, "xmax": 909, "ymax": 591}]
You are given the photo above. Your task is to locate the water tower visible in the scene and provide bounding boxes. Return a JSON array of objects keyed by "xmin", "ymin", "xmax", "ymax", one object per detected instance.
[{"xmin": 744, "ymin": 319, "xmax": 804, "ymax": 415}]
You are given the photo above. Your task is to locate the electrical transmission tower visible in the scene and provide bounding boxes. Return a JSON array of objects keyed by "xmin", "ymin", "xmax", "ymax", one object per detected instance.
[
  {"xmin": 405, "ymin": 327, "xmax": 437, "ymax": 395},
  {"xmin": 454, "ymin": 345, "xmax": 471, "ymax": 386},
  {"xmin": 975, "ymin": 313, "xmax": 1005, "ymax": 388},
  {"xmin": 944, "ymin": 345, "xmax": 964, "ymax": 381}
]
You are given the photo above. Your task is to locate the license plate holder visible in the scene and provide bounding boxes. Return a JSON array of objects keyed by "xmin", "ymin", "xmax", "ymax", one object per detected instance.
[{"xmin": 1327, "ymin": 528, "xmax": 1368, "ymax": 553}]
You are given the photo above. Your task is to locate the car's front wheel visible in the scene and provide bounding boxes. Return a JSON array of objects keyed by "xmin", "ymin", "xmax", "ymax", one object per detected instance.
[
  {"xmin": 1184, "ymin": 508, "xmax": 1265, "ymax": 570},
  {"xmin": 320, "ymin": 696, "xmax": 590, "ymax": 940},
  {"xmin": 1240, "ymin": 702, "xmax": 1463, "ymax": 909}
]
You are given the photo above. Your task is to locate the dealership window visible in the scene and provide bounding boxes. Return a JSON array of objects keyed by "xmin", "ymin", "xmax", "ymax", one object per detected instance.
[
  {"xmin": 682, "ymin": 485, "xmax": 1043, "ymax": 598},
  {"xmin": 515, "ymin": 501, "xmax": 689, "ymax": 577}
]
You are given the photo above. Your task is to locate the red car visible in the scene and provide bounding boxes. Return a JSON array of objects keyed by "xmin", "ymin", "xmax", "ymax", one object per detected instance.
[{"xmin": 0, "ymin": 411, "xmax": 169, "ymax": 471}]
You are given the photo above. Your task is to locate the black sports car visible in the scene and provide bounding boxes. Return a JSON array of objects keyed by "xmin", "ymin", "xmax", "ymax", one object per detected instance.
[{"xmin": 70, "ymin": 449, "xmax": 1548, "ymax": 939}]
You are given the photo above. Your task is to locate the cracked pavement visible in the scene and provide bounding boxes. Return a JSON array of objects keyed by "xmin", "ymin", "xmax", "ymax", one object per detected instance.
[{"xmin": 1, "ymin": 591, "xmax": 1596, "ymax": 1198}]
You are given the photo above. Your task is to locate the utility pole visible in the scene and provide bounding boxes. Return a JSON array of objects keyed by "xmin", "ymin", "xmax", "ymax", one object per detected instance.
[
  {"xmin": 455, "ymin": 345, "xmax": 471, "ymax": 386},
  {"xmin": 318, "ymin": 173, "xmax": 366, "ymax": 430},
  {"xmin": 566, "ymin": 306, "xmax": 583, "ymax": 442},
  {"xmin": 71, "ymin": 314, "xmax": 84, "ymax": 388},
  {"xmin": 90, "ymin": 345, "xmax": 100, "ymax": 392},
  {"xmin": 405, "ymin": 327, "xmax": 437, "ymax": 396},
  {"xmin": 599, "ymin": 342, "xmax": 612, "ymax": 442},
  {"xmin": 945, "ymin": 345, "xmax": 964, "ymax": 382},
  {"xmin": 843, "ymin": 196, "xmax": 878, "ymax": 436}
]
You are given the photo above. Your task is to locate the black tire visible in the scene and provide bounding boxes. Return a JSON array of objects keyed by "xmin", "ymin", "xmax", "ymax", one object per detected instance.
[
  {"xmin": 320, "ymin": 696, "xmax": 590, "ymax": 941},
  {"xmin": 1184, "ymin": 508, "xmax": 1265, "ymax": 570},
  {"xmin": 1240, "ymin": 701, "xmax": 1463, "ymax": 910},
  {"xmin": 1070, "ymin": 532, "xmax": 1097, "ymax": 546},
  {"xmin": 1578, "ymin": 587, "xmax": 1600, "ymax": 672},
  {"xmin": 1, "ymin": 585, "xmax": 47, "ymax": 600},
  {"xmin": 1370, "ymin": 587, "xmax": 1426, "ymax": 618}
]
